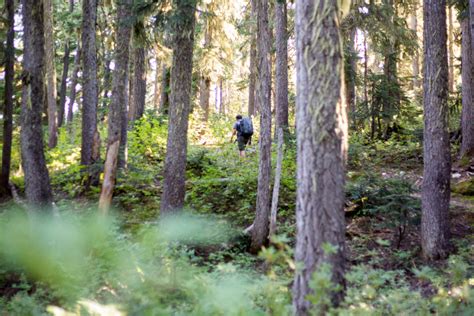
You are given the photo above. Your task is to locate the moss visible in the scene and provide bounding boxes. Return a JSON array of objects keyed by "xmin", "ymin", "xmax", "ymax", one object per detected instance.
[{"xmin": 451, "ymin": 179, "xmax": 474, "ymax": 196}]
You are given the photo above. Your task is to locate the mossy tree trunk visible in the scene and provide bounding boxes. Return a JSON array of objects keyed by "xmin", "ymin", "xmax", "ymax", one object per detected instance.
[
  {"xmin": 130, "ymin": 45, "xmax": 147, "ymax": 122},
  {"xmin": 421, "ymin": 0, "xmax": 451, "ymax": 260},
  {"xmin": 292, "ymin": 0, "xmax": 347, "ymax": 313},
  {"xmin": 44, "ymin": 0, "xmax": 58, "ymax": 148},
  {"xmin": 20, "ymin": 0, "xmax": 53, "ymax": 208},
  {"xmin": 81, "ymin": 0, "xmax": 100, "ymax": 175},
  {"xmin": 160, "ymin": 0, "xmax": 197, "ymax": 214},
  {"xmin": 0, "ymin": 0, "xmax": 15, "ymax": 197},
  {"xmin": 461, "ymin": 2, "xmax": 474, "ymax": 158}
]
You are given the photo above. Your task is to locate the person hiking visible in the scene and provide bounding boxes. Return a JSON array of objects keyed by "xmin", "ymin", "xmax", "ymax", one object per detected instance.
[{"xmin": 230, "ymin": 114, "xmax": 253, "ymax": 157}]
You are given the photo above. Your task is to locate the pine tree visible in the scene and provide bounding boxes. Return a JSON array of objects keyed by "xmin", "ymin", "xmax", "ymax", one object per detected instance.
[
  {"xmin": 20, "ymin": 0, "xmax": 53, "ymax": 208},
  {"xmin": 421, "ymin": 0, "xmax": 451, "ymax": 260},
  {"xmin": 292, "ymin": 0, "xmax": 347, "ymax": 312}
]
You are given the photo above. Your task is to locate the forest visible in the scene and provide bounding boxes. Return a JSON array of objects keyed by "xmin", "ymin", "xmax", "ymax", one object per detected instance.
[{"xmin": 0, "ymin": 0, "xmax": 473, "ymax": 315}]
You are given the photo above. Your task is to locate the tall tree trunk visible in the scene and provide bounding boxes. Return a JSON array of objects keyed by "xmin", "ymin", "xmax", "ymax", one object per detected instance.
[
  {"xmin": 160, "ymin": 0, "xmax": 197, "ymax": 214},
  {"xmin": 81, "ymin": 0, "xmax": 100, "ymax": 177},
  {"xmin": 461, "ymin": 16, "xmax": 474, "ymax": 158},
  {"xmin": 219, "ymin": 78, "xmax": 224, "ymax": 113},
  {"xmin": 292, "ymin": 0, "xmax": 347, "ymax": 313},
  {"xmin": 422, "ymin": 0, "xmax": 451, "ymax": 260},
  {"xmin": 275, "ymin": 0, "xmax": 289, "ymax": 135},
  {"xmin": 102, "ymin": 54, "xmax": 112, "ymax": 111},
  {"xmin": 21, "ymin": 0, "xmax": 53, "ymax": 208},
  {"xmin": 199, "ymin": 77, "xmax": 211, "ymax": 120},
  {"xmin": 250, "ymin": 0, "xmax": 272, "ymax": 253},
  {"xmin": 0, "ymin": 0, "xmax": 15, "ymax": 197},
  {"xmin": 346, "ymin": 27, "xmax": 357, "ymax": 127},
  {"xmin": 248, "ymin": 0, "xmax": 257, "ymax": 117},
  {"xmin": 153, "ymin": 58, "xmax": 161, "ymax": 110},
  {"xmin": 44, "ymin": 0, "xmax": 58, "ymax": 148},
  {"xmin": 160, "ymin": 65, "xmax": 170, "ymax": 114},
  {"xmin": 58, "ymin": 43, "xmax": 71, "ymax": 128},
  {"xmin": 67, "ymin": 44, "xmax": 81, "ymax": 124},
  {"xmin": 410, "ymin": 7, "xmax": 420, "ymax": 89},
  {"xmin": 58, "ymin": 0, "xmax": 75, "ymax": 128},
  {"xmin": 130, "ymin": 45, "xmax": 147, "ymax": 121},
  {"xmin": 363, "ymin": 31, "xmax": 369, "ymax": 108},
  {"xmin": 199, "ymin": 26, "xmax": 212, "ymax": 121},
  {"xmin": 99, "ymin": 0, "xmax": 133, "ymax": 213},
  {"xmin": 448, "ymin": 6, "xmax": 455, "ymax": 93}
]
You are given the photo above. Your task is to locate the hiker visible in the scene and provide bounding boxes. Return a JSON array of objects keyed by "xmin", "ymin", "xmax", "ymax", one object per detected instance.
[{"xmin": 230, "ymin": 114, "xmax": 253, "ymax": 157}]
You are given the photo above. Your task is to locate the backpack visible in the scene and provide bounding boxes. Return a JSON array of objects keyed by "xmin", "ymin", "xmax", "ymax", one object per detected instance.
[{"xmin": 238, "ymin": 117, "xmax": 254, "ymax": 137}]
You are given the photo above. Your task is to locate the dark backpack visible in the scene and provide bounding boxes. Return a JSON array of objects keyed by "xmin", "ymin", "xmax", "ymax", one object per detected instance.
[{"xmin": 238, "ymin": 117, "xmax": 254, "ymax": 137}]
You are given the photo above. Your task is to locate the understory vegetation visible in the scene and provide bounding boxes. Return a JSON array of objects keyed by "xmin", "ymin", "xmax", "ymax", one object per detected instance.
[{"xmin": 1, "ymin": 112, "xmax": 472, "ymax": 315}]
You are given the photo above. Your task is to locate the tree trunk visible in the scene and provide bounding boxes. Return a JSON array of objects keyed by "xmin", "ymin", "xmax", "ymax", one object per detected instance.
[
  {"xmin": 410, "ymin": 7, "xmax": 420, "ymax": 90},
  {"xmin": 422, "ymin": 0, "xmax": 451, "ymax": 260},
  {"xmin": 130, "ymin": 45, "xmax": 147, "ymax": 121},
  {"xmin": 346, "ymin": 27, "xmax": 357, "ymax": 127},
  {"xmin": 0, "ymin": 0, "xmax": 15, "ymax": 197},
  {"xmin": 250, "ymin": 0, "xmax": 272, "ymax": 253},
  {"xmin": 20, "ymin": 0, "xmax": 53, "ymax": 208},
  {"xmin": 199, "ymin": 77, "xmax": 211, "ymax": 120},
  {"xmin": 275, "ymin": 0, "xmax": 289, "ymax": 135},
  {"xmin": 199, "ymin": 26, "xmax": 212, "ymax": 121},
  {"xmin": 160, "ymin": 65, "xmax": 171, "ymax": 114},
  {"xmin": 461, "ymin": 16, "xmax": 474, "ymax": 158},
  {"xmin": 154, "ymin": 58, "xmax": 161, "ymax": 110},
  {"xmin": 248, "ymin": 0, "xmax": 257, "ymax": 117},
  {"xmin": 292, "ymin": 0, "xmax": 347, "ymax": 313},
  {"xmin": 99, "ymin": 0, "xmax": 133, "ymax": 213},
  {"xmin": 58, "ymin": 43, "xmax": 70, "ymax": 128},
  {"xmin": 58, "ymin": 0, "xmax": 75, "ymax": 128},
  {"xmin": 160, "ymin": 0, "xmax": 197, "ymax": 214},
  {"xmin": 448, "ymin": 6, "xmax": 455, "ymax": 93},
  {"xmin": 81, "ymin": 0, "xmax": 100, "ymax": 178},
  {"xmin": 269, "ymin": 128, "xmax": 284, "ymax": 237},
  {"xmin": 67, "ymin": 45, "xmax": 81, "ymax": 124},
  {"xmin": 102, "ymin": 54, "xmax": 112, "ymax": 111},
  {"xmin": 44, "ymin": 0, "xmax": 58, "ymax": 148}
]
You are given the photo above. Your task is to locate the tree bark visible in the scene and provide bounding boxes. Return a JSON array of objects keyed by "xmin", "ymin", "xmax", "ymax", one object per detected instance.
[
  {"xmin": 248, "ymin": 0, "xmax": 257, "ymax": 117},
  {"xmin": 44, "ymin": 0, "xmax": 58, "ymax": 148},
  {"xmin": 58, "ymin": 43, "xmax": 71, "ymax": 128},
  {"xmin": 199, "ymin": 76, "xmax": 211, "ymax": 120},
  {"xmin": 130, "ymin": 45, "xmax": 147, "ymax": 121},
  {"xmin": 160, "ymin": 65, "xmax": 171, "ymax": 114},
  {"xmin": 422, "ymin": 0, "xmax": 451, "ymax": 260},
  {"xmin": 199, "ymin": 26, "xmax": 212, "ymax": 121},
  {"xmin": 448, "ymin": 6, "xmax": 455, "ymax": 93},
  {"xmin": 250, "ymin": 0, "xmax": 272, "ymax": 253},
  {"xmin": 293, "ymin": 0, "xmax": 347, "ymax": 313},
  {"xmin": 269, "ymin": 128, "xmax": 284, "ymax": 237},
  {"xmin": 410, "ymin": 7, "xmax": 420, "ymax": 90},
  {"xmin": 0, "ymin": 0, "xmax": 15, "ymax": 197},
  {"xmin": 160, "ymin": 0, "xmax": 197, "ymax": 214},
  {"xmin": 20, "ymin": 0, "xmax": 53, "ymax": 208},
  {"xmin": 346, "ymin": 27, "xmax": 357, "ymax": 127},
  {"xmin": 81, "ymin": 0, "xmax": 100, "ymax": 171},
  {"xmin": 99, "ymin": 0, "xmax": 133, "ymax": 213},
  {"xmin": 58, "ymin": 0, "xmax": 75, "ymax": 128},
  {"xmin": 102, "ymin": 54, "xmax": 112, "ymax": 111},
  {"xmin": 461, "ymin": 16, "xmax": 474, "ymax": 158},
  {"xmin": 67, "ymin": 45, "xmax": 81, "ymax": 124},
  {"xmin": 275, "ymin": 0, "xmax": 289, "ymax": 135},
  {"xmin": 153, "ymin": 58, "xmax": 161, "ymax": 110}
]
